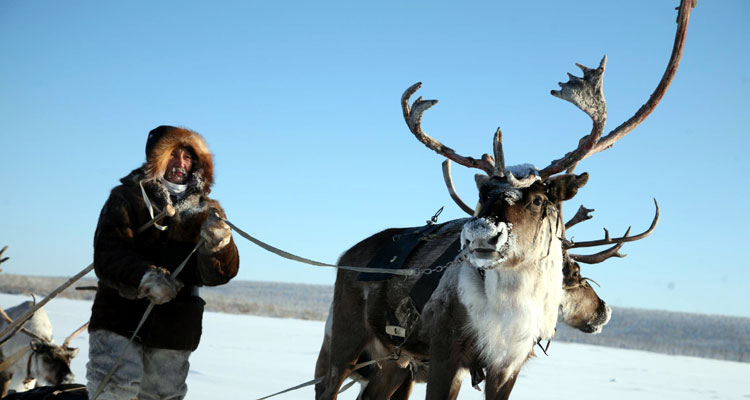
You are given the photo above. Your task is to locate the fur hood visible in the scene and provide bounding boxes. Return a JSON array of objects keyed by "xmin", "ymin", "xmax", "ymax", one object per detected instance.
[{"xmin": 121, "ymin": 126, "xmax": 214, "ymax": 194}]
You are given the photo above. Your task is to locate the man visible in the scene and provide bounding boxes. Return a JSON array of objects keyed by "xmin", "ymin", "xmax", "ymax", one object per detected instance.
[{"xmin": 87, "ymin": 126, "xmax": 240, "ymax": 400}]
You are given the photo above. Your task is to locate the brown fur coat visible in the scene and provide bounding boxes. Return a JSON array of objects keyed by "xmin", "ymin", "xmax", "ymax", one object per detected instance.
[{"xmin": 89, "ymin": 126, "xmax": 239, "ymax": 351}]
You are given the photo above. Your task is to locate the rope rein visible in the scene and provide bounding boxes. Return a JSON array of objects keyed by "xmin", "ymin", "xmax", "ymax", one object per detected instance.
[
  {"xmin": 255, "ymin": 353, "xmax": 400, "ymax": 400},
  {"xmin": 219, "ymin": 216, "xmax": 439, "ymax": 277}
]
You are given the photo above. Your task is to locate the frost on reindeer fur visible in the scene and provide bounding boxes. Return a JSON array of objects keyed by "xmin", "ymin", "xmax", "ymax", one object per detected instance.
[
  {"xmin": 504, "ymin": 189, "xmax": 522, "ymax": 205},
  {"xmin": 460, "ymin": 218, "xmax": 515, "ymax": 270},
  {"xmin": 506, "ymin": 163, "xmax": 538, "ymax": 179}
]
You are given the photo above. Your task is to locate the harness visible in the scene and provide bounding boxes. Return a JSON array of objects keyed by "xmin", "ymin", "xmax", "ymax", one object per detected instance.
[{"xmin": 356, "ymin": 222, "xmax": 446, "ymax": 282}]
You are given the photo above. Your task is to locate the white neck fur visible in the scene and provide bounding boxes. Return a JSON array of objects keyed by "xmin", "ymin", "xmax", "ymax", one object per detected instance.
[{"xmin": 457, "ymin": 218, "xmax": 563, "ymax": 375}]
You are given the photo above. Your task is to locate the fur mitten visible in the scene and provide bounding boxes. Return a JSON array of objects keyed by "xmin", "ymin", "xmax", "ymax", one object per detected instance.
[
  {"xmin": 200, "ymin": 212, "xmax": 232, "ymax": 254},
  {"xmin": 138, "ymin": 267, "xmax": 183, "ymax": 304}
]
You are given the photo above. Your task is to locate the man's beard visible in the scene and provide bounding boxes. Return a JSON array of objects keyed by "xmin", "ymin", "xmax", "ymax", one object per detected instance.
[{"xmin": 165, "ymin": 167, "xmax": 189, "ymax": 184}]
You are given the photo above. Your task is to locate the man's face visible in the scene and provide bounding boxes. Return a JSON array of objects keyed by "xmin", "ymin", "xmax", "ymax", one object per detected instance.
[{"xmin": 164, "ymin": 147, "xmax": 194, "ymax": 184}]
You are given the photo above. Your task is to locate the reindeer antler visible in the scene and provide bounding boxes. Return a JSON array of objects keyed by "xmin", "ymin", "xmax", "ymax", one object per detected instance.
[
  {"xmin": 569, "ymin": 235, "xmax": 627, "ymax": 264},
  {"xmin": 566, "ymin": 200, "xmax": 659, "ymax": 264},
  {"xmin": 0, "ymin": 246, "xmax": 8, "ymax": 272},
  {"xmin": 63, "ymin": 322, "xmax": 89, "ymax": 348},
  {"xmin": 565, "ymin": 206, "xmax": 595, "ymax": 230},
  {"xmin": 567, "ymin": 199, "xmax": 659, "ymax": 249},
  {"xmin": 541, "ymin": 57, "xmax": 607, "ymax": 177},
  {"xmin": 402, "ymin": 82, "xmax": 501, "ymax": 176},
  {"xmin": 441, "ymin": 160, "xmax": 475, "ymax": 215},
  {"xmin": 540, "ymin": 0, "xmax": 695, "ymax": 177}
]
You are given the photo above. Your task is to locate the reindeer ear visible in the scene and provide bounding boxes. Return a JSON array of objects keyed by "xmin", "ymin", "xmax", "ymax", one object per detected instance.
[
  {"xmin": 546, "ymin": 173, "xmax": 589, "ymax": 203},
  {"xmin": 66, "ymin": 347, "xmax": 80, "ymax": 359}
]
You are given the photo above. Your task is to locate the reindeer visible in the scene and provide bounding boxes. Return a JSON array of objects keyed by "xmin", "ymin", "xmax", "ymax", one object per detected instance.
[
  {"xmin": 314, "ymin": 2, "xmax": 693, "ymax": 399},
  {"xmin": 317, "ymin": 195, "xmax": 658, "ymax": 399},
  {"xmin": 317, "ymin": 203, "xmax": 658, "ymax": 400},
  {"xmin": 0, "ymin": 301, "xmax": 84, "ymax": 397},
  {"xmin": 318, "ymin": 250, "xmax": 628, "ymax": 399}
]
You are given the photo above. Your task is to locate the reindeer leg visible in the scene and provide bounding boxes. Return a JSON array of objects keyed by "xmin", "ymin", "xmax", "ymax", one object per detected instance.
[
  {"xmin": 484, "ymin": 367, "xmax": 519, "ymax": 400},
  {"xmin": 390, "ymin": 376, "xmax": 414, "ymax": 400},
  {"xmin": 1, "ymin": 375, "xmax": 9, "ymax": 398},
  {"xmin": 424, "ymin": 338, "xmax": 462, "ymax": 400},
  {"xmin": 314, "ymin": 330, "xmax": 332, "ymax": 396},
  {"xmin": 359, "ymin": 360, "xmax": 412, "ymax": 400},
  {"xmin": 425, "ymin": 357, "xmax": 462, "ymax": 400},
  {"xmin": 316, "ymin": 275, "xmax": 370, "ymax": 400}
]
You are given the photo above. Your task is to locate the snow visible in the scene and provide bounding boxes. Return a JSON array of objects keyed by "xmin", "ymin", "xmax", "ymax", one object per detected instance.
[
  {"xmin": 506, "ymin": 164, "xmax": 538, "ymax": 179},
  {"xmin": 2, "ymin": 293, "xmax": 749, "ymax": 400}
]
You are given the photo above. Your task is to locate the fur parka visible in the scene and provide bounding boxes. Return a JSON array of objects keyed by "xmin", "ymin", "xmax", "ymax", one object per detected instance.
[{"xmin": 89, "ymin": 126, "xmax": 239, "ymax": 351}]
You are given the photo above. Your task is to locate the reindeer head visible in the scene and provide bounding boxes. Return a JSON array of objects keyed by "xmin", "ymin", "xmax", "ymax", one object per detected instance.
[
  {"xmin": 28, "ymin": 339, "xmax": 78, "ymax": 386},
  {"xmin": 458, "ymin": 169, "xmax": 589, "ymax": 271},
  {"xmin": 560, "ymin": 256, "xmax": 611, "ymax": 333},
  {"xmin": 1, "ymin": 317, "xmax": 87, "ymax": 390}
]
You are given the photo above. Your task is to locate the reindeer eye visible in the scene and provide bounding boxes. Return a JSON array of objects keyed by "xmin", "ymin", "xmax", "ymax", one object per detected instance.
[
  {"xmin": 572, "ymin": 271, "xmax": 579, "ymax": 277},
  {"xmin": 533, "ymin": 198, "xmax": 543, "ymax": 206}
]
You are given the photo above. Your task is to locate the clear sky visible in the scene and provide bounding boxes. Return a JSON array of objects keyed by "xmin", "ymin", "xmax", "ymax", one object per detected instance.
[{"xmin": 1, "ymin": 1, "xmax": 748, "ymax": 317}]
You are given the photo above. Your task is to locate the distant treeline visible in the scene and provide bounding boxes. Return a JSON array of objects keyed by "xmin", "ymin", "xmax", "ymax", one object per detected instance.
[{"xmin": 1, "ymin": 274, "xmax": 748, "ymax": 363}]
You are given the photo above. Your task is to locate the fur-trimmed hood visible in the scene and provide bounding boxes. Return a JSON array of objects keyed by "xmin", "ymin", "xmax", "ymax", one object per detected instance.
[{"xmin": 121, "ymin": 126, "xmax": 214, "ymax": 195}]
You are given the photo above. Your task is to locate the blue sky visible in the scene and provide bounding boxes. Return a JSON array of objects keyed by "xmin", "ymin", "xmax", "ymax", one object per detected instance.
[{"xmin": 1, "ymin": 1, "xmax": 748, "ymax": 317}]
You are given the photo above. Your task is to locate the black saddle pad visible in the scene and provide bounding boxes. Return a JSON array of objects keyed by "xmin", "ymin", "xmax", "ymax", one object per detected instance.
[
  {"xmin": 2, "ymin": 384, "xmax": 88, "ymax": 400},
  {"xmin": 357, "ymin": 223, "xmax": 444, "ymax": 282}
]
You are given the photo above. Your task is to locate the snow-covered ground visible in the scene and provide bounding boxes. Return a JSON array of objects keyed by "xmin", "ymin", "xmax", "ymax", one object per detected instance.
[{"xmin": 2, "ymin": 293, "xmax": 748, "ymax": 399}]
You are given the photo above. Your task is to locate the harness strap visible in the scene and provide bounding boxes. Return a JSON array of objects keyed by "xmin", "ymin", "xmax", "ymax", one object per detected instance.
[
  {"xmin": 255, "ymin": 354, "xmax": 395, "ymax": 400},
  {"xmin": 139, "ymin": 180, "xmax": 167, "ymax": 232},
  {"xmin": 220, "ymin": 217, "xmax": 418, "ymax": 276},
  {"xmin": 360, "ymin": 223, "xmax": 444, "ymax": 282}
]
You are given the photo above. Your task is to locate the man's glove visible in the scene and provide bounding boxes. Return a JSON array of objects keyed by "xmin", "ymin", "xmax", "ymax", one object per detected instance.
[
  {"xmin": 138, "ymin": 267, "xmax": 183, "ymax": 304},
  {"xmin": 200, "ymin": 212, "xmax": 232, "ymax": 254}
]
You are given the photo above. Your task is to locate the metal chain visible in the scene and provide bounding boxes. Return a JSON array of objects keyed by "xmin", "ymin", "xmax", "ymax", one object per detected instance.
[{"xmin": 415, "ymin": 252, "xmax": 467, "ymax": 275}]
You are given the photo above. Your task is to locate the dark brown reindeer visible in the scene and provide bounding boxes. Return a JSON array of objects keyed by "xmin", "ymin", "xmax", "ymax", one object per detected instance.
[{"xmin": 315, "ymin": 1, "xmax": 693, "ymax": 399}]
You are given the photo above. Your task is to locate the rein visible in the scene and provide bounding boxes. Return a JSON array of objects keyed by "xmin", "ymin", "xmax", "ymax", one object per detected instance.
[
  {"xmin": 218, "ymin": 216, "xmax": 419, "ymax": 277},
  {"xmin": 255, "ymin": 352, "xmax": 400, "ymax": 400}
]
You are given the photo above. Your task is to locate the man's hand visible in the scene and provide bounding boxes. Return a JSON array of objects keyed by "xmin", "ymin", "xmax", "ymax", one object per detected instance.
[
  {"xmin": 200, "ymin": 212, "xmax": 232, "ymax": 254},
  {"xmin": 138, "ymin": 267, "xmax": 183, "ymax": 304}
]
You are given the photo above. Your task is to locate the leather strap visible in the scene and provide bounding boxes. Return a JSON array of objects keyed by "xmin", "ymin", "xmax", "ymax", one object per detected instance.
[
  {"xmin": 139, "ymin": 180, "xmax": 167, "ymax": 232},
  {"xmin": 221, "ymin": 217, "xmax": 417, "ymax": 277}
]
